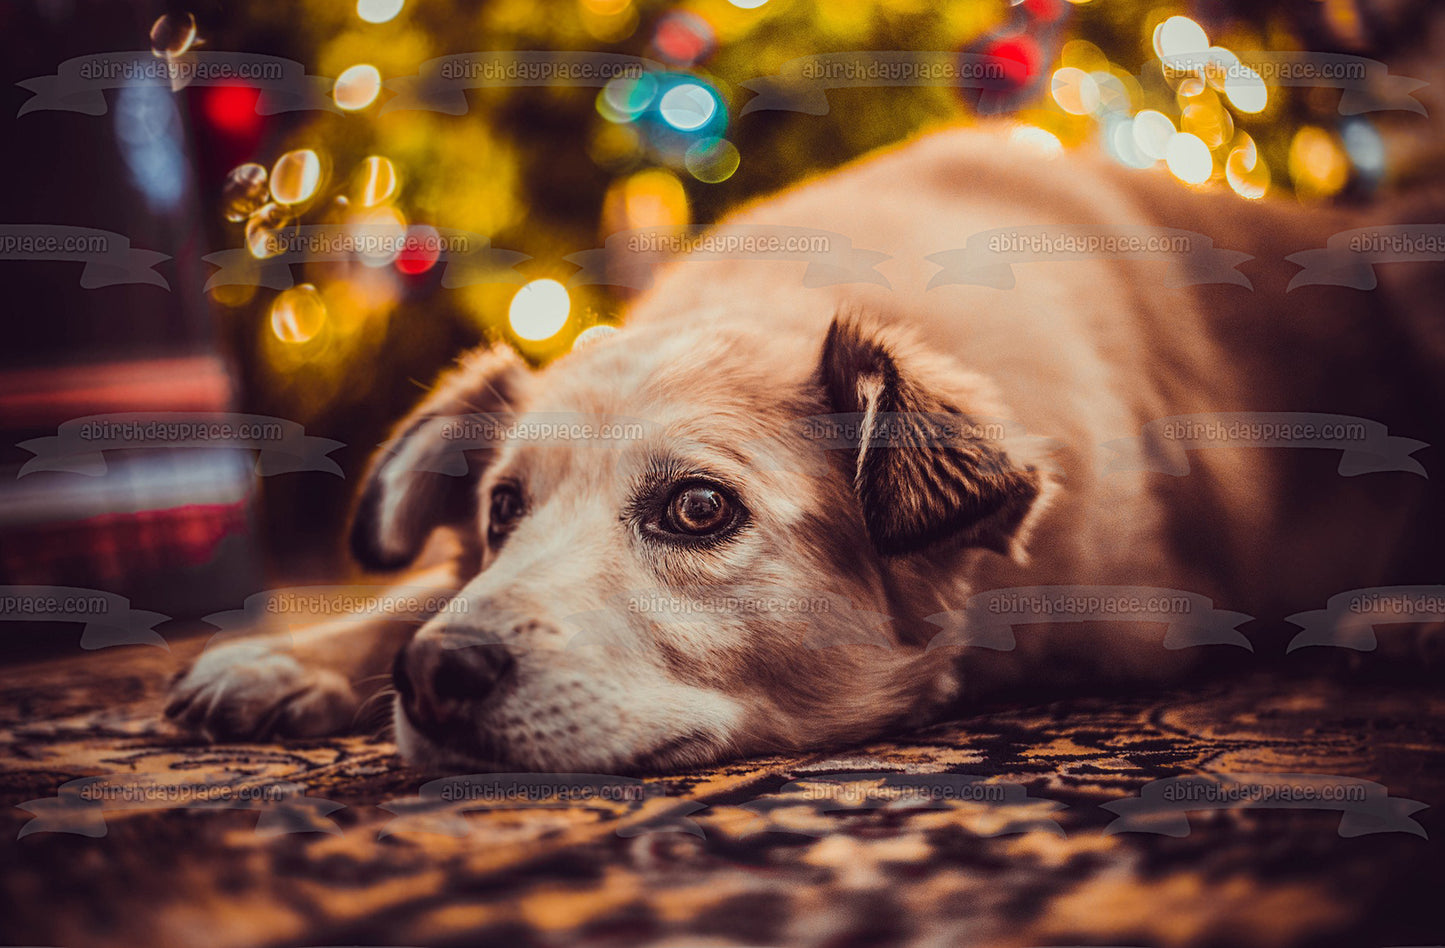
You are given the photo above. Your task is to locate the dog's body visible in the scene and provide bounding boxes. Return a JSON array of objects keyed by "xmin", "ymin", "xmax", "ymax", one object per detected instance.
[{"xmin": 167, "ymin": 126, "xmax": 1445, "ymax": 773}]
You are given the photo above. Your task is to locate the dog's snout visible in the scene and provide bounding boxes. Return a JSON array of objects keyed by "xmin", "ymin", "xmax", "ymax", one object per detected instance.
[{"xmin": 394, "ymin": 633, "xmax": 515, "ymax": 735}]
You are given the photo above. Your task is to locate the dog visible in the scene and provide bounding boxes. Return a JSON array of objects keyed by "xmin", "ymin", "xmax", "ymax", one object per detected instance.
[{"xmin": 166, "ymin": 125, "xmax": 1445, "ymax": 773}]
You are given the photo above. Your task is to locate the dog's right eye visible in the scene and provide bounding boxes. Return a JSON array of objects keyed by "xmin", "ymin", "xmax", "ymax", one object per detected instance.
[
  {"xmin": 659, "ymin": 482, "xmax": 741, "ymax": 538},
  {"xmin": 488, "ymin": 484, "xmax": 525, "ymax": 541}
]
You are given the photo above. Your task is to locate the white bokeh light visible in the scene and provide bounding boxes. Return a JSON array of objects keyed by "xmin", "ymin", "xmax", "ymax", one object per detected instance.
[{"xmin": 509, "ymin": 279, "xmax": 572, "ymax": 342}]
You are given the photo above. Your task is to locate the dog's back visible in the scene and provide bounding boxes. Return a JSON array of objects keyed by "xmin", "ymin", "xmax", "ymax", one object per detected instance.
[{"xmin": 629, "ymin": 126, "xmax": 1445, "ymax": 676}]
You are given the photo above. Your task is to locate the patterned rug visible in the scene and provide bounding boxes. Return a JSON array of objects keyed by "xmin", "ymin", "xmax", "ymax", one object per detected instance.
[{"xmin": 1, "ymin": 638, "xmax": 1442, "ymax": 948}]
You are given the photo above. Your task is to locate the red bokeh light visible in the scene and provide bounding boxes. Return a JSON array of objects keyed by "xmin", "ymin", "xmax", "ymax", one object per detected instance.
[
  {"xmin": 202, "ymin": 83, "xmax": 263, "ymax": 137},
  {"xmin": 395, "ymin": 225, "xmax": 441, "ymax": 276}
]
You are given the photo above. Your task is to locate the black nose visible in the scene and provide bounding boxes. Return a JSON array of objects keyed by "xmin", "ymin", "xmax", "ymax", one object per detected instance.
[{"xmin": 394, "ymin": 634, "xmax": 516, "ymax": 734}]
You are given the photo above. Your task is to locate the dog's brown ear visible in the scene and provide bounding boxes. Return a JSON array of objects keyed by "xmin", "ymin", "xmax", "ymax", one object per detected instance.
[
  {"xmin": 818, "ymin": 316, "xmax": 1045, "ymax": 558},
  {"xmin": 349, "ymin": 345, "xmax": 527, "ymax": 571}
]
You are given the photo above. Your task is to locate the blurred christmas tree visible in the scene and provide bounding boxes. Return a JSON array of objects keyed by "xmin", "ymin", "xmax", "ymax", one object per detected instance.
[{"xmin": 164, "ymin": 0, "xmax": 1434, "ymax": 568}]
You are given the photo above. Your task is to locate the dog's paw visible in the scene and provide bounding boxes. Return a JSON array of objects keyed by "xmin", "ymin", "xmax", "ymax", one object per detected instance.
[{"xmin": 165, "ymin": 642, "xmax": 359, "ymax": 741}]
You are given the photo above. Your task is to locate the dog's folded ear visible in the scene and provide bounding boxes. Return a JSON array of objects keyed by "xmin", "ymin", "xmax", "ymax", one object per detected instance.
[
  {"xmin": 349, "ymin": 344, "xmax": 527, "ymax": 571},
  {"xmin": 818, "ymin": 315, "xmax": 1048, "ymax": 559}
]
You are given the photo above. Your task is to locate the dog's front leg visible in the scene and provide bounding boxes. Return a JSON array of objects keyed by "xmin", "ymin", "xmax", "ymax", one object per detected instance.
[{"xmin": 165, "ymin": 566, "xmax": 459, "ymax": 741}]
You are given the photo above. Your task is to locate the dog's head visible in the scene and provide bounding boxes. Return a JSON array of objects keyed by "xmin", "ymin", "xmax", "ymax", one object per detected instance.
[{"xmin": 351, "ymin": 313, "xmax": 1052, "ymax": 773}]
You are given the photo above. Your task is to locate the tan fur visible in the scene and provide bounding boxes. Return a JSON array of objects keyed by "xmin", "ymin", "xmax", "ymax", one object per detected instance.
[{"xmin": 167, "ymin": 125, "xmax": 1444, "ymax": 773}]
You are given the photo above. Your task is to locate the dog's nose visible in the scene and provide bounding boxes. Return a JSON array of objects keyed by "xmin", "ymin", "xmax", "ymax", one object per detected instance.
[{"xmin": 394, "ymin": 634, "xmax": 516, "ymax": 734}]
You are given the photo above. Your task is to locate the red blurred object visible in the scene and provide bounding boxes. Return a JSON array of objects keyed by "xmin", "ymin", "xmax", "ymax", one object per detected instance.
[
  {"xmin": 982, "ymin": 36, "xmax": 1042, "ymax": 88},
  {"xmin": 1023, "ymin": 0, "xmax": 1066, "ymax": 24},
  {"xmin": 201, "ymin": 83, "xmax": 264, "ymax": 138},
  {"xmin": 395, "ymin": 225, "xmax": 441, "ymax": 276},
  {"xmin": 653, "ymin": 11, "xmax": 715, "ymax": 65}
]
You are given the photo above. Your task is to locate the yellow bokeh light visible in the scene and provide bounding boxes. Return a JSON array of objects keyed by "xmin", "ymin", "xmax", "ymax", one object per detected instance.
[
  {"xmin": 334, "ymin": 64, "xmax": 382, "ymax": 111},
  {"xmin": 572, "ymin": 324, "xmax": 620, "ymax": 350},
  {"xmin": 149, "ymin": 12, "xmax": 198, "ymax": 59},
  {"xmin": 270, "ymin": 149, "xmax": 323, "ymax": 205},
  {"xmin": 357, "ymin": 0, "xmax": 404, "ymax": 24},
  {"xmin": 1008, "ymin": 124, "xmax": 1064, "ymax": 158},
  {"xmin": 245, "ymin": 203, "xmax": 296, "ymax": 259},
  {"xmin": 616, "ymin": 169, "xmax": 689, "ymax": 231},
  {"xmin": 270, "ymin": 284, "xmax": 328, "ymax": 344},
  {"xmin": 1154, "ymin": 16, "xmax": 1209, "ymax": 61},
  {"xmin": 352, "ymin": 155, "xmax": 399, "ymax": 207},
  {"xmin": 509, "ymin": 279, "xmax": 571, "ymax": 342},
  {"xmin": 350, "ymin": 205, "xmax": 408, "ymax": 267},
  {"xmin": 684, "ymin": 138, "xmax": 741, "ymax": 183},
  {"xmin": 1050, "ymin": 67, "xmax": 1100, "ymax": 115},
  {"xmin": 1131, "ymin": 109, "xmax": 1175, "ymax": 161},
  {"xmin": 1289, "ymin": 126, "xmax": 1350, "ymax": 199},
  {"xmin": 1165, "ymin": 132, "xmax": 1213, "ymax": 184},
  {"xmin": 1225, "ymin": 134, "xmax": 1270, "ymax": 199},
  {"xmin": 1181, "ymin": 91, "xmax": 1234, "ymax": 149},
  {"xmin": 1224, "ymin": 67, "xmax": 1268, "ymax": 113}
]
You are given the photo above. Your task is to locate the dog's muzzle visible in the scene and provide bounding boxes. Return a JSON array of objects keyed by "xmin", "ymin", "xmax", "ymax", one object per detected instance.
[{"xmin": 393, "ymin": 632, "xmax": 516, "ymax": 739}]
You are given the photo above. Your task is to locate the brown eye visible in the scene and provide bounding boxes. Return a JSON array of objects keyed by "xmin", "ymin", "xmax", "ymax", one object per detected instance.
[
  {"xmin": 488, "ymin": 484, "xmax": 524, "ymax": 539},
  {"xmin": 664, "ymin": 483, "xmax": 734, "ymax": 536}
]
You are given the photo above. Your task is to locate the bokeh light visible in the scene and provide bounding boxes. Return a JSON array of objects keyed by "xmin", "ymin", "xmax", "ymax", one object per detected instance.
[
  {"xmin": 1009, "ymin": 124, "xmax": 1064, "ymax": 157},
  {"xmin": 572, "ymin": 324, "xmax": 620, "ymax": 349},
  {"xmin": 1223, "ymin": 67, "xmax": 1268, "ymax": 113},
  {"xmin": 1289, "ymin": 126, "xmax": 1349, "ymax": 199},
  {"xmin": 1180, "ymin": 91, "xmax": 1233, "ymax": 149},
  {"xmin": 357, "ymin": 0, "xmax": 404, "ymax": 24},
  {"xmin": 350, "ymin": 205, "xmax": 408, "ymax": 267},
  {"xmin": 1131, "ymin": 109, "xmax": 1175, "ymax": 161},
  {"xmin": 351, "ymin": 155, "xmax": 398, "ymax": 207},
  {"xmin": 269, "ymin": 285, "xmax": 328, "ymax": 344},
  {"xmin": 245, "ymin": 203, "xmax": 297, "ymax": 259},
  {"xmin": 509, "ymin": 279, "xmax": 571, "ymax": 342},
  {"xmin": 1165, "ymin": 132, "xmax": 1213, "ymax": 184},
  {"xmin": 395, "ymin": 224, "xmax": 441, "ymax": 275},
  {"xmin": 684, "ymin": 137, "xmax": 741, "ymax": 183},
  {"xmin": 334, "ymin": 64, "xmax": 382, "ymax": 111},
  {"xmin": 653, "ymin": 11, "xmax": 715, "ymax": 65},
  {"xmin": 1050, "ymin": 67, "xmax": 1099, "ymax": 115},
  {"xmin": 598, "ymin": 74, "xmax": 658, "ymax": 123},
  {"xmin": 149, "ymin": 12, "xmax": 198, "ymax": 59},
  {"xmin": 1225, "ymin": 133, "xmax": 1270, "ymax": 199},
  {"xmin": 1153, "ymin": 16, "xmax": 1209, "ymax": 61},
  {"xmin": 270, "ymin": 149, "xmax": 323, "ymax": 205},
  {"xmin": 221, "ymin": 163, "xmax": 269, "ymax": 223},
  {"xmin": 658, "ymin": 81, "xmax": 720, "ymax": 131}
]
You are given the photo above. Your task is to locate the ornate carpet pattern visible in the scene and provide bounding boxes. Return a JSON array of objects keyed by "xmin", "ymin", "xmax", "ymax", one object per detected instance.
[{"xmin": 1, "ymin": 639, "xmax": 1442, "ymax": 948}]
